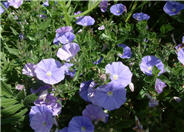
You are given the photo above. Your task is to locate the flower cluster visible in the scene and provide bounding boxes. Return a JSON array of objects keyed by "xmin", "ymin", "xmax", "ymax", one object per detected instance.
[{"xmin": 17, "ymin": 1, "xmax": 184, "ymax": 132}]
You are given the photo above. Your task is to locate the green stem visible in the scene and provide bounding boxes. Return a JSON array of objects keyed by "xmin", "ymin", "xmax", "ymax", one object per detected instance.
[
  {"xmin": 60, "ymin": 1, "xmax": 71, "ymax": 26},
  {"xmin": 71, "ymin": 1, "xmax": 101, "ymax": 18},
  {"xmin": 125, "ymin": 1, "xmax": 138, "ymax": 23}
]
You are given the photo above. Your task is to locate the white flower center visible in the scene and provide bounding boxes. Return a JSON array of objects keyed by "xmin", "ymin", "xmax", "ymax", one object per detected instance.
[
  {"xmin": 172, "ymin": 8, "xmax": 176, "ymax": 12},
  {"xmin": 46, "ymin": 71, "xmax": 52, "ymax": 77},
  {"xmin": 113, "ymin": 74, "xmax": 118, "ymax": 80},
  {"xmin": 116, "ymin": 10, "xmax": 120, "ymax": 13},
  {"xmin": 148, "ymin": 66, "xmax": 152, "ymax": 71},
  {"xmin": 107, "ymin": 91, "xmax": 113, "ymax": 96},
  {"xmin": 81, "ymin": 126, "xmax": 86, "ymax": 131}
]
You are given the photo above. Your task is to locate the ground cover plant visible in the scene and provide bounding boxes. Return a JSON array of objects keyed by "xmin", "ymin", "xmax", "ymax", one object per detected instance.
[{"xmin": 1, "ymin": 0, "xmax": 184, "ymax": 132}]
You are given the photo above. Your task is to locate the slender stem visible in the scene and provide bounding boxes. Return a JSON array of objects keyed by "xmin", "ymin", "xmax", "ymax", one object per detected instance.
[
  {"xmin": 71, "ymin": 0, "xmax": 101, "ymax": 18},
  {"xmin": 60, "ymin": 1, "xmax": 71, "ymax": 26},
  {"xmin": 125, "ymin": 1, "xmax": 138, "ymax": 23}
]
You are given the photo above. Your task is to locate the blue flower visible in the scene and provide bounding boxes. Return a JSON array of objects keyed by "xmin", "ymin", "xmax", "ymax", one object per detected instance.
[
  {"xmin": 110, "ymin": 4, "xmax": 127, "ymax": 16},
  {"xmin": 155, "ymin": 78, "xmax": 166, "ymax": 94},
  {"xmin": 89, "ymin": 82, "xmax": 126, "ymax": 111},
  {"xmin": 29, "ymin": 106, "xmax": 53, "ymax": 132},
  {"xmin": 99, "ymin": 0, "xmax": 108, "ymax": 13},
  {"xmin": 76, "ymin": 16, "xmax": 95, "ymax": 26},
  {"xmin": 59, "ymin": 127, "xmax": 68, "ymax": 132},
  {"xmin": 118, "ymin": 44, "xmax": 132, "ymax": 59},
  {"xmin": 43, "ymin": 0, "xmax": 49, "ymax": 7},
  {"xmin": 34, "ymin": 94, "xmax": 62, "ymax": 116},
  {"xmin": 132, "ymin": 12, "xmax": 150, "ymax": 21},
  {"xmin": 93, "ymin": 57, "xmax": 103, "ymax": 64},
  {"xmin": 105, "ymin": 62, "xmax": 132, "ymax": 87},
  {"xmin": 53, "ymin": 26, "xmax": 74, "ymax": 45},
  {"xmin": 79, "ymin": 80, "xmax": 96, "ymax": 102},
  {"xmin": 163, "ymin": 1, "xmax": 184, "ymax": 16},
  {"xmin": 0, "ymin": 2, "xmax": 9, "ymax": 15},
  {"xmin": 8, "ymin": 0, "xmax": 23, "ymax": 9},
  {"xmin": 140, "ymin": 56, "xmax": 165, "ymax": 76},
  {"xmin": 68, "ymin": 116, "xmax": 94, "ymax": 132},
  {"xmin": 82, "ymin": 104, "xmax": 109, "ymax": 123}
]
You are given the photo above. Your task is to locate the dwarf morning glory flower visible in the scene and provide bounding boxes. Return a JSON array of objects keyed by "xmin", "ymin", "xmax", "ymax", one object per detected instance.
[
  {"xmin": 176, "ymin": 46, "xmax": 184, "ymax": 65},
  {"xmin": 22, "ymin": 63, "xmax": 36, "ymax": 77},
  {"xmin": 93, "ymin": 57, "xmax": 103, "ymax": 64},
  {"xmin": 34, "ymin": 58, "xmax": 65, "ymax": 85},
  {"xmin": 31, "ymin": 85, "xmax": 51, "ymax": 94},
  {"xmin": 19, "ymin": 33, "xmax": 24, "ymax": 40},
  {"xmin": 182, "ymin": 36, "xmax": 184, "ymax": 43},
  {"xmin": 56, "ymin": 26, "xmax": 73, "ymax": 34},
  {"xmin": 98, "ymin": 25, "xmax": 105, "ymax": 30},
  {"xmin": 59, "ymin": 127, "xmax": 68, "ymax": 132},
  {"xmin": 149, "ymin": 98, "xmax": 159, "ymax": 107},
  {"xmin": 57, "ymin": 43, "xmax": 80, "ymax": 61},
  {"xmin": 79, "ymin": 80, "xmax": 96, "ymax": 102},
  {"xmin": 155, "ymin": 78, "xmax": 166, "ymax": 94},
  {"xmin": 63, "ymin": 63, "xmax": 76, "ymax": 78},
  {"xmin": 110, "ymin": 4, "xmax": 127, "ymax": 16},
  {"xmin": 53, "ymin": 26, "xmax": 74, "ymax": 45},
  {"xmin": 132, "ymin": 12, "xmax": 150, "ymax": 21},
  {"xmin": 118, "ymin": 44, "xmax": 132, "ymax": 59},
  {"xmin": 82, "ymin": 104, "xmax": 108, "ymax": 123},
  {"xmin": 8, "ymin": 0, "xmax": 23, "ymax": 9},
  {"xmin": 163, "ymin": 1, "xmax": 184, "ymax": 16},
  {"xmin": 89, "ymin": 82, "xmax": 126, "ymax": 111},
  {"xmin": 68, "ymin": 116, "xmax": 94, "ymax": 132},
  {"xmin": 140, "ymin": 56, "xmax": 165, "ymax": 76},
  {"xmin": 34, "ymin": 93, "xmax": 62, "ymax": 116},
  {"xmin": 43, "ymin": 0, "xmax": 49, "ymax": 7},
  {"xmin": 29, "ymin": 106, "xmax": 53, "ymax": 132},
  {"xmin": 99, "ymin": 0, "xmax": 108, "ymax": 13},
  {"xmin": 0, "ymin": 2, "xmax": 9, "ymax": 15},
  {"xmin": 57, "ymin": 32, "xmax": 75, "ymax": 44},
  {"xmin": 16, "ymin": 84, "xmax": 25, "ymax": 91},
  {"xmin": 76, "ymin": 16, "xmax": 95, "ymax": 26},
  {"xmin": 105, "ymin": 62, "xmax": 132, "ymax": 87},
  {"xmin": 74, "ymin": 11, "xmax": 82, "ymax": 19},
  {"xmin": 173, "ymin": 96, "xmax": 181, "ymax": 102}
]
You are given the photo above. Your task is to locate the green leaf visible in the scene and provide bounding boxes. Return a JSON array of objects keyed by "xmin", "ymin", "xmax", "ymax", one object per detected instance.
[
  {"xmin": 160, "ymin": 24, "xmax": 174, "ymax": 34},
  {"xmin": 10, "ymin": 27, "xmax": 18, "ymax": 35},
  {"xmin": 1, "ymin": 97, "xmax": 18, "ymax": 107},
  {"xmin": 2, "ymin": 103, "xmax": 24, "ymax": 117},
  {"xmin": 144, "ymin": 76, "xmax": 154, "ymax": 83},
  {"xmin": 16, "ymin": 90, "xmax": 25, "ymax": 101},
  {"xmin": 5, "ymin": 45, "xmax": 19, "ymax": 56},
  {"xmin": 152, "ymin": 66, "xmax": 160, "ymax": 77},
  {"xmin": 23, "ymin": 94, "xmax": 37, "ymax": 106},
  {"xmin": 1, "ymin": 82, "xmax": 13, "ymax": 97}
]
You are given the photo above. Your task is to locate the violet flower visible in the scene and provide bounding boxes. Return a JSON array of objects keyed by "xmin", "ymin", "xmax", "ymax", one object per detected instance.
[
  {"xmin": 82, "ymin": 104, "xmax": 109, "ymax": 123},
  {"xmin": 34, "ymin": 58, "xmax": 65, "ymax": 85},
  {"xmin": 79, "ymin": 80, "xmax": 96, "ymax": 102},
  {"xmin": 57, "ymin": 43, "xmax": 80, "ymax": 61},
  {"xmin": 132, "ymin": 12, "xmax": 150, "ymax": 21},
  {"xmin": 22, "ymin": 63, "xmax": 36, "ymax": 77},
  {"xmin": 118, "ymin": 44, "xmax": 132, "ymax": 59},
  {"xmin": 53, "ymin": 26, "xmax": 74, "ymax": 45},
  {"xmin": 155, "ymin": 78, "xmax": 166, "ymax": 94},
  {"xmin": 110, "ymin": 3, "xmax": 127, "ymax": 16},
  {"xmin": 163, "ymin": 1, "xmax": 184, "ymax": 16},
  {"xmin": 99, "ymin": 0, "xmax": 108, "ymax": 13},
  {"xmin": 29, "ymin": 106, "xmax": 53, "ymax": 132},
  {"xmin": 76, "ymin": 16, "xmax": 95, "ymax": 26},
  {"xmin": 34, "ymin": 94, "xmax": 62, "ymax": 116},
  {"xmin": 89, "ymin": 82, "xmax": 126, "ymax": 111},
  {"xmin": 140, "ymin": 56, "xmax": 165, "ymax": 76},
  {"xmin": 105, "ymin": 62, "xmax": 132, "ymax": 87},
  {"xmin": 8, "ymin": 0, "xmax": 23, "ymax": 9},
  {"xmin": 0, "ymin": 2, "xmax": 9, "ymax": 15},
  {"xmin": 68, "ymin": 116, "xmax": 94, "ymax": 132}
]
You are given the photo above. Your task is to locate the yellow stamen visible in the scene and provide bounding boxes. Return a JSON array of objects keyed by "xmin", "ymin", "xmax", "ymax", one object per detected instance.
[
  {"xmin": 113, "ymin": 74, "xmax": 118, "ymax": 80},
  {"xmin": 46, "ymin": 71, "xmax": 52, "ymax": 77},
  {"xmin": 148, "ymin": 66, "xmax": 152, "ymax": 71}
]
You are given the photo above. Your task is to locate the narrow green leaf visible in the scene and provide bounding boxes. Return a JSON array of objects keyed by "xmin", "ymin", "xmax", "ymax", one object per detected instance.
[
  {"xmin": 1, "ymin": 82, "xmax": 13, "ymax": 97},
  {"xmin": 2, "ymin": 103, "xmax": 24, "ymax": 117}
]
